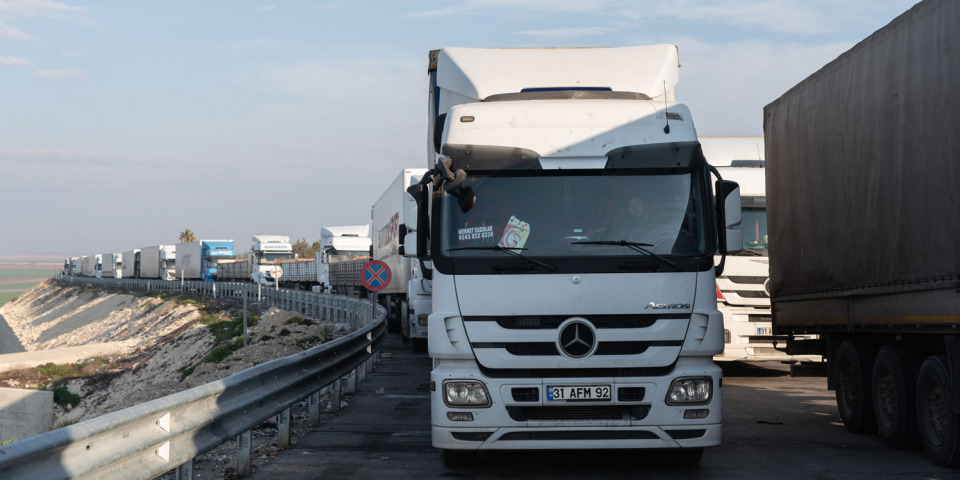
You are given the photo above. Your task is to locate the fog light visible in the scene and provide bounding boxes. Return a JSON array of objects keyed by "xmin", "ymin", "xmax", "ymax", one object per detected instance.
[
  {"xmin": 443, "ymin": 381, "xmax": 491, "ymax": 407},
  {"xmin": 447, "ymin": 411, "xmax": 474, "ymax": 421},
  {"xmin": 418, "ymin": 314, "xmax": 429, "ymax": 326},
  {"xmin": 684, "ymin": 409, "xmax": 710, "ymax": 419},
  {"xmin": 666, "ymin": 377, "xmax": 712, "ymax": 405}
]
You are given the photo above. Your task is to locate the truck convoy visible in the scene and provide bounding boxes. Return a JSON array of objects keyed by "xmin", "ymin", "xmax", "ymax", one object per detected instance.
[
  {"xmin": 371, "ymin": 168, "xmax": 430, "ymax": 347},
  {"xmin": 766, "ymin": 0, "xmax": 960, "ymax": 466},
  {"xmin": 175, "ymin": 240, "xmax": 235, "ymax": 281},
  {"xmin": 80, "ymin": 255, "xmax": 100, "ymax": 278},
  {"xmin": 405, "ymin": 46, "xmax": 742, "ymax": 466}
]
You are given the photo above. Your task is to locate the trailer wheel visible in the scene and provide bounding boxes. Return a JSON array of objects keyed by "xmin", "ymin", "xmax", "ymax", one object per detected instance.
[
  {"xmin": 872, "ymin": 345, "xmax": 920, "ymax": 447},
  {"xmin": 917, "ymin": 355, "xmax": 960, "ymax": 467},
  {"xmin": 835, "ymin": 340, "xmax": 876, "ymax": 433},
  {"xmin": 440, "ymin": 449, "xmax": 477, "ymax": 468}
]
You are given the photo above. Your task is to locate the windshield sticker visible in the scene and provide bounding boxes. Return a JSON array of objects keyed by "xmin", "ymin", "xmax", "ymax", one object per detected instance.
[
  {"xmin": 457, "ymin": 224, "xmax": 495, "ymax": 242},
  {"xmin": 498, "ymin": 216, "xmax": 530, "ymax": 250}
]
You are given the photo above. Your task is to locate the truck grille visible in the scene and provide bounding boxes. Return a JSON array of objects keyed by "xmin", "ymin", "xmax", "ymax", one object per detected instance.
[
  {"xmin": 507, "ymin": 405, "xmax": 650, "ymax": 422},
  {"xmin": 465, "ymin": 314, "xmax": 683, "ymax": 329},
  {"xmin": 491, "ymin": 341, "xmax": 681, "ymax": 356}
]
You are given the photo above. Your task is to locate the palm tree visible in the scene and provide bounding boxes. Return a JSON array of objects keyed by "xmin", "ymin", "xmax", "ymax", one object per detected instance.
[{"xmin": 179, "ymin": 229, "xmax": 197, "ymax": 243}]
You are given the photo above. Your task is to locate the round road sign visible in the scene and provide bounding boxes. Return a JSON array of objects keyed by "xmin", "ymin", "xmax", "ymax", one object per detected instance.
[{"xmin": 361, "ymin": 260, "xmax": 391, "ymax": 292}]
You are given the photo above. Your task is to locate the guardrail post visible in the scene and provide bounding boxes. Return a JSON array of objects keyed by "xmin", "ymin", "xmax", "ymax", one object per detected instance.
[
  {"xmin": 344, "ymin": 370, "xmax": 357, "ymax": 395},
  {"xmin": 237, "ymin": 430, "xmax": 252, "ymax": 477},
  {"xmin": 331, "ymin": 378, "xmax": 342, "ymax": 413},
  {"xmin": 310, "ymin": 391, "xmax": 321, "ymax": 424},
  {"xmin": 278, "ymin": 407, "xmax": 291, "ymax": 448},
  {"xmin": 357, "ymin": 362, "xmax": 366, "ymax": 384},
  {"xmin": 175, "ymin": 459, "xmax": 194, "ymax": 480}
]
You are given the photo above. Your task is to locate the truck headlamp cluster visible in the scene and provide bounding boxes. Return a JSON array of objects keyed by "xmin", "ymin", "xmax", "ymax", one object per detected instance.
[
  {"xmin": 665, "ymin": 377, "xmax": 712, "ymax": 405},
  {"xmin": 443, "ymin": 381, "xmax": 491, "ymax": 407}
]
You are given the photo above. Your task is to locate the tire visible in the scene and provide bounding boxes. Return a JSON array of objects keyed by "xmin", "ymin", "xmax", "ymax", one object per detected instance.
[
  {"xmin": 916, "ymin": 355, "xmax": 960, "ymax": 467},
  {"xmin": 834, "ymin": 340, "xmax": 877, "ymax": 433},
  {"xmin": 872, "ymin": 345, "xmax": 920, "ymax": 447},
  {"xmin": 440, "ymin": 449, "xmax": 477, "ymax": 468}
]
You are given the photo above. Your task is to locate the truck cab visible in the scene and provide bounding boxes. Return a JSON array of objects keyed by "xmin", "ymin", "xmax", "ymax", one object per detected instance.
[
  {"xmin": 250, "ymin": 235, "xmax": 294, "ymax": 285},
  {"xmin": 407, "ymin": 46, "xmax": 742, "ymax": 466}
]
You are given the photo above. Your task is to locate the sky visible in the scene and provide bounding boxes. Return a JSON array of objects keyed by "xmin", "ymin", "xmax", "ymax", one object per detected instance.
[{"xmin": 0, "ymin": 0, "xmax": 918, "ymax": 256}]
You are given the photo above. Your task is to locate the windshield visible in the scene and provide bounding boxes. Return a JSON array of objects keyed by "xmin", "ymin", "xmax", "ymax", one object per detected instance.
[
  {"xmin": 738, "ymin": 196, "xmax": 767, "ymax": 251},
  {"xmin": 440, "ymin": 170, "xmax": 710, "ymax": 260},
  {"xmin": 263, "ymin": 252, "xmax": 294, "ymax": 262}
]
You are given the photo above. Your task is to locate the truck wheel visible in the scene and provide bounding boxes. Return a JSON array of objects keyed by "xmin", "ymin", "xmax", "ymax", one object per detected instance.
[
  {"xmin": 440, "ymin": 449, "xmax": 477, "ymax": 468},
  {"xmin": 835, "ymin": 340, "xmax": 876, "ymax": 433},
  {"xmin": 916, "ymin": 355, "xmax": 960, "ymax": 467},
  {"xmin": 872, "ymin": 345, "xmax": 920, "ymax": 447}
]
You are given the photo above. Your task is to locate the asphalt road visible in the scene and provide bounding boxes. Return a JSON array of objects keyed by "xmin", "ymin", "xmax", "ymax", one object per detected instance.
[{"xmin": 249, "ymin": 333, "xmax": 960, "ymax": 480}]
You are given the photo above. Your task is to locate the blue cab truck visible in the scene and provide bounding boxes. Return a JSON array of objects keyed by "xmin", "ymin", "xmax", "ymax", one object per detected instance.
[{"xmin": 175, "ymin": 240, "xmax": 235, "ymax": 281}]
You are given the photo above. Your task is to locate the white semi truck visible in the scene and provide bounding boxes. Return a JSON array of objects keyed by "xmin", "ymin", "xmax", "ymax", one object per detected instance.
[
  {"xmin": 701, "ymin": 136, "xmax": 818, "ymax": 362},
  {"xmin": 406, "ymin": 46, "xmax": 742, "ymax": 466},
  {"xmin": 317, "ymin": 226, "xmax": 371, "ymax": 292},
  {"xmin": 175, "ymin": 240, "xmax": 235, "ymax": 281},
  {"xmin": 140, "ymin": 245, "xmax": 176, "ymax": 280},
  {"xmin": 249, "ymin": 235, "xmax": 293, "ymax": 285},
  {"xmin": 371, "ymin": 168, "xmax": 430, "ymax": 348}
]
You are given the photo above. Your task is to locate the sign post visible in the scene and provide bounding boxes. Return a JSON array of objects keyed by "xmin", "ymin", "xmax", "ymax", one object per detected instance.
[{"xmin": 361, "ymin": 260, "xmax": 391, "ymax": 322}]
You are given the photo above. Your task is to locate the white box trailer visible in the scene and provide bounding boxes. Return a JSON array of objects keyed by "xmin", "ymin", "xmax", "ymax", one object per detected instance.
[
  {"xmin": 80, "ymin": 255, "xmax": 100, "ymax": 277},
  {"xmin": 121, "ymin": 249, "xmax": 140, "ymax": 279},
  {"xmin": 371, "ymin": 168, "xmax": 429, "ymax": 346},
  {"xmin": 140, "ymin": 245, "xmax": 176, "ymax": 280},
  {"xmin": 100, "ymin": 253, "xmax": 120, "ymax": 279},
  {"xmin": 175, "ymin": 240, "xmax": 235, "ymax": 281}
]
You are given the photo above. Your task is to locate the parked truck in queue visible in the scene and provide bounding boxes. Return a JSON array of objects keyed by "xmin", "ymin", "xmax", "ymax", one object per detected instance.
[
  {"xmin": 766, "ymin": 0, "xmax": 960, "ymax": 466},
  {"xmin": 371, "ymin": 168, "xmax": 430, "ymax": 349},
  {"xmin": 175, "ymin": 240, "xmax": 235, "ymax": 281},
  {"xmin": 405, "ymin": 46, "xmax": 742, "ymax": 467}
]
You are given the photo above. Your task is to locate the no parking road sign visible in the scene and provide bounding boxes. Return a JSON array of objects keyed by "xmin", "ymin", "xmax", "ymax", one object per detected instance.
[{"xmin": 361, "ymin": 260, "xmax": 391, "ymax": 292}]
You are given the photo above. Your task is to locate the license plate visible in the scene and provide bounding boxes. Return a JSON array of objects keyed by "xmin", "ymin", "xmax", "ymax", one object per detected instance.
[
  {"xmin": 757, "ymin": 327, "xmax": 772, "ymax": 335},
  {"xmin": 547, "ymin": 385, "xmax": 611, "ymax": 401}
]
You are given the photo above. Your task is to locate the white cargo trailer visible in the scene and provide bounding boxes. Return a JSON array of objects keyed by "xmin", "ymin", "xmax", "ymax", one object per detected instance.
[
  {"xmin": 372, "ymin": 168, "xmax": 429, "ymax": 347},
  {"xmin": 121, "ymin": 249, "xmax": 140, "ymax": 279},
  {"xmin": 140, "ymin": 245, "xmax": 176, "ymax": 280},
  {"xmin": 80, "ymin": 255, "xmax": 100, "ymax": 277},
  {"xmin": 175, "ymin": 240, "xmax": 235, "ymax": 281}
]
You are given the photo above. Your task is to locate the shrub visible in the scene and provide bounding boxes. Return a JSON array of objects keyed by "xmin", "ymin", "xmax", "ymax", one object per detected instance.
[
  {"xmin": 52, "ymin": 387, "xmax": 80, "ymax": 408},
  {"xmin": 284, "ymin": 317, "xmax": 313, "ymax": 326}
]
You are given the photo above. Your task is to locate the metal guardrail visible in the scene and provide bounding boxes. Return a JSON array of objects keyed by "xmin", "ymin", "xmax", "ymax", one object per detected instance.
[{"xmin": 0, "ymin": 277, "xmax": 385, "ymax": 480}]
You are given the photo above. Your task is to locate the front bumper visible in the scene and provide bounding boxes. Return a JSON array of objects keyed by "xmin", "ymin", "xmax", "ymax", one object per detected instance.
[{"xmin": 431, "ymin": 357, "xmax": 721, "ymax": 451}]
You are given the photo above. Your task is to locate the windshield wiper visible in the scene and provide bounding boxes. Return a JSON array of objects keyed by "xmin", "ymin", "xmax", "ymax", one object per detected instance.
[
  {"xmin": 571, "ymin": 240, "xmax": 677, "ymax": 269},
  {"xmin": 447, "ymin": 246, "xmax": 557, "ymax": 272}
]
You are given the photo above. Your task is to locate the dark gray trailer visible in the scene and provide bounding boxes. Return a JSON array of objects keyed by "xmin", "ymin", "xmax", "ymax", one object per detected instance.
[{"xmin": 764, "ymin": 0, "xmax": 960, "ymax": 466}]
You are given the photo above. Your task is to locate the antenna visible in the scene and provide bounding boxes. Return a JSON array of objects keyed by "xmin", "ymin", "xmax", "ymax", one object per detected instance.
[{"xmin": 662, "ymin": 80, "xmax": 670, "ymax": 134}]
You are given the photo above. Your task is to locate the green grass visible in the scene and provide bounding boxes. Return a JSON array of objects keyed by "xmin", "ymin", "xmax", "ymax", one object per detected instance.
[
  {"xmin": 0, "ymin": 268, "xmax": 56, "ymax": 280},
  {"xmin": 1, "ymin": 282, "xmax": 42, "ymax": 291},
  {"xmin": 0, "ymin": 292, "xmax": 20, "ymax": 306}
]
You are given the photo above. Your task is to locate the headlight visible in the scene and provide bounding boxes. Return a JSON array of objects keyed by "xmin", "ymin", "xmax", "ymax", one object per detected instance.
[
  {"xmin": 418, "ymin": 314, "xmax": 429, "ymax": 326},
  {"xmin": 665, "ymin": 377, "xmax": 713, "ymax": 405},
  {"xmin": 443, "ymin": 381, "xmax": 490, "ymax": 407}
]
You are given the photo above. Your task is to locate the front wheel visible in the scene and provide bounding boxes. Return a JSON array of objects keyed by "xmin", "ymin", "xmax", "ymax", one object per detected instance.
[
  {"xmin": 916, "ymin": 355, "xmax": 960, "ymax": 467},
  {"xmin": 440, "ymin": 449, "xmax": 477, "ymax": 468}
]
